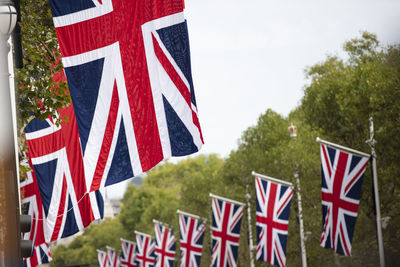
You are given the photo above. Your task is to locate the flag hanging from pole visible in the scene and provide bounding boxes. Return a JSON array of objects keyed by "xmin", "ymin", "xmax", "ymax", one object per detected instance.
[
  {"xmin": 48, "ymin": 0, "xmax": 204, "ymax": 191},
  {"xmin": 135, "ymin": 231, "xmax": 156, "ymax": 267},
  {"xmin": 254, "ymin": 175, "xmax": 294, "ymax": 267},
  {"xmin": 120, "ymin": 238, "xmax": 137, "ymax": 267},
  {"xmin": 154, "ymin": 220, "xmax": 176, "ymax": 267},
  {"xmin": 107, "ymin": 246, "xmax": 120, "ymax": 267},
  {"xmin": 210, "ymin": 194, "xmax": 244, "ymax": 267},
  {"xmin": 24, "ymin": 104, "xmax": 104, "ymax": 243},
  {"xmin": 97, "ymin": 249, "xmax": 109, "ymax": 267},
  {"xmin": 178, "ymin": 211, "xmax": 206, "ymax": 267},
  {"xmin": 319, "ymin": 143, "xmax": 369, "ymax": 256}
]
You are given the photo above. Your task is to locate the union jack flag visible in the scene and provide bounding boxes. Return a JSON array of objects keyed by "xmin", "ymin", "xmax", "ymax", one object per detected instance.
[
  {"xmin": 255, "ymin": 175, "xmax": 294, "ymax": 267},
  {"xmin": 23, "ymin": 243, "xmax": 52, "ymax": 267},
  {"xmin": 48, "ymin": 0, "xmax": 203, "ymax": 191},
  {"xmin": 107, "ymin": 246, "xmax": 120, "ymax": 267},
  {"xmin": 178, "ymin": 211, "xmax": 206, "ymax": 267},
  {"xmin": 24, "ymin": 104, "xmax": 104, "ymax": 243},
  {"xmin": 210, "ymin": 195, "xmax": 244, "ymax": 267},
  {"xmin": 319, "ymin": 143, "xmax": 370, "ymax": 256},
  {"xmin": 97, "ymin": 249, "xmax": 109, "ymax": 267},
  {"xmin": 135, "ymin": 231, "xmax": 156, "ymax": 267},
  {"xmin": 154, "ymin": 221, "xmax": 176, "ymax": 267},
  {"xmin": 120, "ymin": 238, "xmax": 137, "ymax": 267}
]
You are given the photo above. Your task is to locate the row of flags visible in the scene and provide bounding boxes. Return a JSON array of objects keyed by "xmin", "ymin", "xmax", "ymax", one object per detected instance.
[
  {"xmin": 21, "ymin": 0, "xmax": 203, "ymax": 265},
  {"xmin": 17, "ymin": 0, "xmax": 373, "ymax": 266},
  {"xmin": 96, "ymin": 142, "xmax": 370, "ymax": 267},
  {"xmin": 97, "ymin": 211, "xmax": 206, "ymax": 267}
]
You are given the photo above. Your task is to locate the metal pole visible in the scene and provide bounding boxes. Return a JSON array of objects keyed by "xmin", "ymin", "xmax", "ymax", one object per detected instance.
[
  {"xmin": 0, "ymin": 4, "xmax": 21, "ymax": 264},
  {"xmin": 295, "ymin": 172, "xmax": 307, "ymax": 267},
  {"xmin": 245, "ymin": 185, "xmax": 255, "ymax": 267},
  {"xmin": 366, "ymin": 117, "xmax": 385, "ymax": 267},
  {"xmin": 289, "ymin": 123, "xmax": 307, "ymax": 267}
]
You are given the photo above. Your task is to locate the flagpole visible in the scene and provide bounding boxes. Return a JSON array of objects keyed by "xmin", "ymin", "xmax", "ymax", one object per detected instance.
[
  {"xmin": 366, "ymin": 117, "xmax": 385, "ymax": 267},
  {"xmin": 245, "ymin": 185, "xmax": 255, "ymax": 267},
  {"xmin": 289, "ymin": 123, "xmax": 307, "ymax": 267}
]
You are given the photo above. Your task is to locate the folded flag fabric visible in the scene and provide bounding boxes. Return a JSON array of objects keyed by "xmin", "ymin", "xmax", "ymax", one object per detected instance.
[
  {"xmin": 319, "ymin": 143, "xmax": 369, "ymax": 256},
  {"xmin": 48, "ymin": 0, "xmax": 204, "ymax": 192},
  {"xmin": 23, "ymin": 243, "xmax": 52, "ymax": 267}
]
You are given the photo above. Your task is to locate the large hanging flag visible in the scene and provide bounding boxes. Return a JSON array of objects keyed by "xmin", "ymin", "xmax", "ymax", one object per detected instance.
[
  {"xmin": 107, "ymin": 246, "xmax": 120, "ymax": 267},
  {"xmin": 135, "ymin": 231, "xmax": 156, "ymax": 267},
  {"xmin": 23, "ymin": 243, "xmax": 52, "ymax": 267},
  {"xmin": 254, "ymin": 174, "xmax": 294, "ymax": 267},
  {"xmin": 120, "ymin": 238, "xmax": 137, "ymax": 267},
  {"xmin": 48, "ymin": 0, "xmax": 204, "ymax": 191},
  {"xmin": 24, "ymin": 104, "xmax": 104, "ymax": 243},
  {"xmin": 153, "ymin": 220, "xmax": 176, "ymax": 267},
  {"xmin": 97, "ymin": 249, "xmax": 109, "ymax": 267},
  {"xmin": 210, "ymin": 193, "xmax": 244, "ymax": 267},
  {"xmin": 177, "ymin": 210, "xmax": 206, "ymax": 267},
  {"xmin": 319, "ymin": 142, "xmax": 369, "ymax": 256}
]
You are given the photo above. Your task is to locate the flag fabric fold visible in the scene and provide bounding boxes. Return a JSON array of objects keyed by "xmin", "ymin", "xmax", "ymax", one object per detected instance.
[
  {"xmin": 48, "ymin": 0, "xmax": 203, "ymax": 192},
  {"xmin": 255, "ymin": 175, "xmax": 294, "ymax": 267},
  {"xmin": 210, "ymin": 195, "xmax": 244, "ymax": 267},
  {"xmin": 24, "ymin": 104, "xmax": 104, "ymax": 243},
  {"xmin": 120, "ymin": 238, "xmax": 137, "ymax": 267},
  {"xmin": 178, "ymin": 211, "xmax": 206, "ymax": 267},
  {"xmin": 135, "ymin": 231, "xmax": 156, "ymax": 267},
  {"xmin": 319, "ymin": 143, "xmax": 369, "ymax": 256},
  {"xmin": 154, "ymin": 221, "xmax": 176, "ymax": 267},
  {"xmin": 23, "ymin": 243, "xmax": 52, "ymax": 267}
]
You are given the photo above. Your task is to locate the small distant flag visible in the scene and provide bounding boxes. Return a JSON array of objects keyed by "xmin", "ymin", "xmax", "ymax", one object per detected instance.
[
  {"xmin": 107, "ymin": 246, "xmax": 120, "ymax": 267},
  {"xmin": 153, "ymin": 220, "xmax": 176, "ymax": 267},
  {"xmin": 97, "ymin": 249, "xmax": 108, "ymax": 267},
  {"xmin": 177, "ymin": 210, "xmax": 206, "ymax": 267},
  {"xmin": 135, "ymin": 231, "xmax": 156, "ymax": 267},
  {"xmin": 210, "ymin": 193, "xmax": 244, "ymax": 267},
  {"xmin": 319, "ymin": 142, "xmax": 369, "ymax": 256},
  {"xmin": 254, "ymin": 174, "xmax": 294, "ymax": 267},
  {"xmin": 120, "ymin": 238, "xmax": 137, "ymax": 267}
]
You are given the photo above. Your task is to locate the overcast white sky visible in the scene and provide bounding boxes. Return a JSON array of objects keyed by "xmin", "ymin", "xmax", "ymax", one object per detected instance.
[{"xmin": 107, "ymin": 0, "xmax": 400, "ymax": 199}]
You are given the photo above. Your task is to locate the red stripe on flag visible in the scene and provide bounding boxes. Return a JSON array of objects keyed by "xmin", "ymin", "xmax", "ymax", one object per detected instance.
[
  {"xmin": 90, "ymin": 81, "xmax": 120, "ymax": 191},
  {"xmin": 27, "ymin": 130, "xmax": 64, "ymax": 158}
]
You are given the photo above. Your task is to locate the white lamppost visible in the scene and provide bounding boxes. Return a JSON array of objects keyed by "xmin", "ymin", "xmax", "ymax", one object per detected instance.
[
  {"xmin": 288, "ymin": 123, "xmax": 307, "ymax": 267},
  {"xmin": 0, "ymin": 1, "xmax": 20, "ymax": 266}
]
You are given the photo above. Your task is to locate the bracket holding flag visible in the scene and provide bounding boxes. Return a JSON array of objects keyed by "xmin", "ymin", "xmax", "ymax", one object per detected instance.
[
  {"xmin": 316, "ymin": 137, "xmax": 371, "ymax": 158},
  {"xmin": 251, "ymin": 171, "xmax": 293, "ymax": 188}
]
